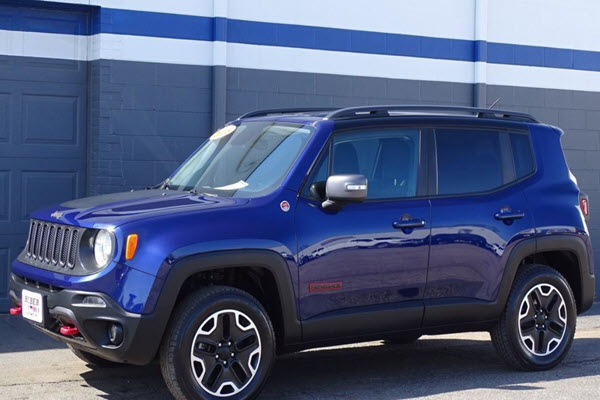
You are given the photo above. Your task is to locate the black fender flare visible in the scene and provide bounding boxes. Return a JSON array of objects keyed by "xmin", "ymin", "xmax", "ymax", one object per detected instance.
[
  {"xmin": 131, "ymin": 249, "xmax": 302, "ymax": 364},
  {"xmin": 497, "ymin": 234, "xmax": 594, "ymax": 315}
]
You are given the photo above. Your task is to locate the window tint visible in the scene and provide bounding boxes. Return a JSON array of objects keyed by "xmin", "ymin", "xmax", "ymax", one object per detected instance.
[
  {"xmin": 510, "ymin": 132, "xmax": 534, "ymax": 179},
  {"xmin": 305, "ymin": 129, "xmax": 420, "ymax": 200},
  {"xmin": 436, "ymin": 129, "xmax": 503, "ymax": 195}
]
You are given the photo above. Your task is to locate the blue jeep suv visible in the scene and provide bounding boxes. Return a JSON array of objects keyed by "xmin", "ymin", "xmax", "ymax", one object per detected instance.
[{"xmin": 9, "ymin": 106, "xmax": 595, "ymax": 400}]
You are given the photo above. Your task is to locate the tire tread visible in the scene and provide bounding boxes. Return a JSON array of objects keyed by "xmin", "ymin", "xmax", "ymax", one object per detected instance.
[
  {"xmin": 490, "ymin": 264, "xmax": 576, "ymax": 371},
  {"xmin": 160, "ymin": 285, "xmax": 274, "ymax": 400}
]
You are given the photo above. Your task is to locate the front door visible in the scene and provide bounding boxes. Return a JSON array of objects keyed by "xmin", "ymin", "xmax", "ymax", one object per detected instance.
[{"xmin": 295, "ymin": 127, "xmax": 430, "ymax": 337}]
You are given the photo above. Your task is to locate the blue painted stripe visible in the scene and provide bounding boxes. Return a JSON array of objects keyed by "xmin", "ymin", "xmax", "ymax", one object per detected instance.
[
  {"xmin": 3, "ymin": 3, "xmax": 600, "ymax": 73},
  {"xmin": 223, "ymin": 18, "xmax": 600, "ymax": 72},
  {"xmin": 94, "ymin": 8, "xmax": 214, "ymax": 41},
  {"xmin": 488, "ymin": 42, "xmax": 600, "ymax": 72},
  {"xmin": 0, "ymin": 2, "xmax": 90, "ymax": 35},
  {"xmin": 223, "ymin": 18, "xmax": 475, "ymax": 62}
]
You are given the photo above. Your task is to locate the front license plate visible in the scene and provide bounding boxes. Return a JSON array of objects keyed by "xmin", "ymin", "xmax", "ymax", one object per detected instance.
[{"xmin": 22, "ymin": 289, "xmax": 44, "ymax": 324}]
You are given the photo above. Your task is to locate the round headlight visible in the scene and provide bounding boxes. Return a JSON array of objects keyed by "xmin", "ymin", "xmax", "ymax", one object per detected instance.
[{"xmin": 93, "ymin": 230, "xmax": 114, "ymax": 268}]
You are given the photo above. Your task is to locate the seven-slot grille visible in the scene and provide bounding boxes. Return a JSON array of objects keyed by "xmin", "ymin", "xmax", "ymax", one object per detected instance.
[{"xmin": 25, "ymin": 220, "xmax": 80, "ymax": 269}]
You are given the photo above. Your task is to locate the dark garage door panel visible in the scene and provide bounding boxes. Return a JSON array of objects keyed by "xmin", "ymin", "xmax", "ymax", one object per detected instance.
[
  {"xmin": 0, "ymin": 62, "xmax": 87, "ymax": 311},
  {"xmin": 0, "ymin": 4, "xmax": 90, "ymax": 310},
  {"xmin": 0, "ymin": 81, "xmax": 87, "ymax": 159},
  {"xmin": 0, "ymin": 158, "xmax": 85, "ymax": 235}
]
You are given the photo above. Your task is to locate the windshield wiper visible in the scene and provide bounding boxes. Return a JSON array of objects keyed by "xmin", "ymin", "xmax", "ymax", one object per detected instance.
[
  {"xmin": 162, "ymin": 178, "xmax": 172, "ymax": 190},
  {"xmin": 144, "ymin": 178, "xmax": 171, "ymax": 190}
]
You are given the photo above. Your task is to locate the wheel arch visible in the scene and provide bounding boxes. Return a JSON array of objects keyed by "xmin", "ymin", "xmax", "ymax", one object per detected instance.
[
  {"xmin": 500, "ymin": 235, "xmax": 594, "ymax": 315},
  {"xmin": 144, "ymin": 250, "xmax": 301, "ymax": 361}
]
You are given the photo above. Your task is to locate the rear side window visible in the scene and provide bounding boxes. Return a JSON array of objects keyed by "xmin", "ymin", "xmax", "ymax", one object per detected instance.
[
  {"xmin": 510, "ymin": 132, "xmax": 535, "ymax": 179},
  {"xmin": 436, "ymin": 129, "xmax": 503, "ymax": 195}
]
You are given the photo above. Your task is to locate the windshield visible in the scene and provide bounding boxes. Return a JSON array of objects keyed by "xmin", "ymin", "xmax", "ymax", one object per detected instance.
[{"xmin": 167, "ymin": 121, "xmax": 314, "ymax": 198}]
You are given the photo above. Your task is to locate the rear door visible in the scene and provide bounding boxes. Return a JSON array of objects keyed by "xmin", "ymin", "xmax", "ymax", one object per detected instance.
[{"xmin": 424, "ymin": 127, "xmax": 536, "ymax": 325}]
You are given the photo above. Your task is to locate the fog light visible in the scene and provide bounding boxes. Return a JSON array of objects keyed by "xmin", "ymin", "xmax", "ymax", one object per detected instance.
[
  {"xmin": 76, "ymin": 296, "xmax": 106, "ymax": 308},
  {"xmin": 108, "ymin": 323, "xmax": 124, "ymax": 346}
]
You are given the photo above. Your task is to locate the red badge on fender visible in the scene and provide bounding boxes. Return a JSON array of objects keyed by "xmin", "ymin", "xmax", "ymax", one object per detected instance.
[{"xmin": 280, "ymin": 200, "xmax": 290, "ymax": 212}]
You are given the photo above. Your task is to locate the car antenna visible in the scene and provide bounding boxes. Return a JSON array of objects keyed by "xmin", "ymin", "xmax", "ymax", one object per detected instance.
[{"xmin": 489, "ymin": 98, "xmax": 501, "ymax": 109}]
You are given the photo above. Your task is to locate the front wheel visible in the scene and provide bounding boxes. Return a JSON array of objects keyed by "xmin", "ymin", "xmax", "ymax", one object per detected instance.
[
  {"xmin": 160, "ymin": 286, "xmax": 275, "ymax": 400},
  {"xmin": 491, "ymin": 265, "xmax": 577, "ymax": 371}
]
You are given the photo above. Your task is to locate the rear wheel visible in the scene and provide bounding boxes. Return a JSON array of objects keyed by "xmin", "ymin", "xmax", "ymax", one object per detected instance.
[
  {"xmin": 160, "ymin": 286, "xmax": 275, "ymax": 400},
  {"xmin": 491, "ymin": 265, "xmax": 577, "ymax": 371}
]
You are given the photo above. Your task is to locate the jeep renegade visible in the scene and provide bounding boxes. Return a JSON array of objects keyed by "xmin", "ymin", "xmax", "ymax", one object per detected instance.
[{"xmin": 9, "ymin": 106, "xmax": 595, "ymax": 400}]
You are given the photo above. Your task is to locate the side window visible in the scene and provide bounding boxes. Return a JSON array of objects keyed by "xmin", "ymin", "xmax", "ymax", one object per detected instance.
[
  {"xmin": 510, "ymin": 132, "xmax": 535, "ymax": 179},
  {"xmin": 436, "ymin": 129, "xmax": 503, "ymax": 195},
  {"xmin": 305, "ymin": 129, "xmax": 420, "ymax": 200}
]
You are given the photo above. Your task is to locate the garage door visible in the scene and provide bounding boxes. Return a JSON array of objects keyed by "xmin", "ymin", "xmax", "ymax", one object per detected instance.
[{"xmin": 0, "ymin": 4, "xmax": 89, "ymax": 310}]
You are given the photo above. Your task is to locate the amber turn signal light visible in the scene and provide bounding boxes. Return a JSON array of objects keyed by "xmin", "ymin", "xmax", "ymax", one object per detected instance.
[{"xmin": 125, "ymin": 234, "xmax": 138, "ymax": 260}]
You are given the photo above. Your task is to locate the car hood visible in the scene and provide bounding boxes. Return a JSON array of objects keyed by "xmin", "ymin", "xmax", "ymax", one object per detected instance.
[{"xmin": 30, "ymin": 189, "xmax": 248, "ymax": 228}]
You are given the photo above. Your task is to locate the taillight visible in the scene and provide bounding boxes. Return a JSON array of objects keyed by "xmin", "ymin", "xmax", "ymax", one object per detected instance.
[{"xmin": 580, "ymin": 195, "xmax": 589, "ymax": 219}]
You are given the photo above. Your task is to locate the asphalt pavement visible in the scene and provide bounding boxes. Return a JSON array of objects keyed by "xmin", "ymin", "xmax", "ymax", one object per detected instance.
[{"xmin": 0, "ymin": 304, "xmax": 599, "ymax": 400}]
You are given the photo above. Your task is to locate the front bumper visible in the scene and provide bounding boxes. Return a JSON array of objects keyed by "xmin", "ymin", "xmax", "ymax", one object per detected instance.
[{"xmin": 9, "ymin": 273, "xmax": 159, "ymax": 365}]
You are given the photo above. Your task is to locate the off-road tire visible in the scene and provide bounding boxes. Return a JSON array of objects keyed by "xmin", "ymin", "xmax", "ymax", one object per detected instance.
[
  {"xmin": 160, "ymin": 285, "xmax": 276, "ymax": 400},
  {"xmin": 491, "ymin": 264, "xmax": 577, "ymax": 371}
]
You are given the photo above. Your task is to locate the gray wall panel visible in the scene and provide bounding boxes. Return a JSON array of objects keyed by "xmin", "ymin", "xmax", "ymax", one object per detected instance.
[
  {"xmin": 87, "ymin": 60, "xmax": 213, "ymax": 195},
  {"xmin": 227, "ymin": 68, "xmax": 475, "ymax": 115}
]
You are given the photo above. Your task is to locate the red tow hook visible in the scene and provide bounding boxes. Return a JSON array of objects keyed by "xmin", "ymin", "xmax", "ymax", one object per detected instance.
[
  {"xmin": 60, "ymin": 325, "xmax": 79, "ymax": 336},
  {"xmin": 9, "ymin": 306, "xmax": 22, "ymax": 315}
]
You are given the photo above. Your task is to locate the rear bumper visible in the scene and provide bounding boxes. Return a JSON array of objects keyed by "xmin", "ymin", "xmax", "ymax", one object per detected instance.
[{"xmin": 9, "ymin": 273, "xmax": 160, "ymax": 365}]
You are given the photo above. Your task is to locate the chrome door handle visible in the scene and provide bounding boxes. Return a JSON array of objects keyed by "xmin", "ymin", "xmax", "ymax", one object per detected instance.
[
  {"xmin": 392, "ymin": 219, "xmax": 426, "ymax": 230},
  {"xmin": 494, "ymin": 209, "xmax": 525, "ymax": 222}
]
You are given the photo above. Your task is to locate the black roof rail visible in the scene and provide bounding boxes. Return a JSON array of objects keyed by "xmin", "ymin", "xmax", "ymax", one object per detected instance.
[
  {"xmin": 238, "ymin": 107, "xmax": 337, "ymax": 120},
  {"xmin": 324, "ymin": 105, "xmax": 539, "ymax": 123}
]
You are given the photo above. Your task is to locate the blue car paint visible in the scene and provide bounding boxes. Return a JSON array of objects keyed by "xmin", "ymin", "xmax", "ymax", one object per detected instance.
[
  {"xmin": 296, "ymin": 197, "xmax": 431, "ymax": 320},
  {"xmin": 426, "ymin": 184, "xmax": 536, "ymax": 301},
  {"xmin": 10, "ymin": 115, "xmax": 590, "ymax": 320}
]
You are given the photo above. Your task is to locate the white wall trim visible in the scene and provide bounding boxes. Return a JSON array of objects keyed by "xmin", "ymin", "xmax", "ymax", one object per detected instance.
[
  {"xmin": 224, "ymin": 42, "xmax": 475, "ymax": 83},
  {"xmin": 5, "ymin": 28, "xmax": 600, "ymax": 92},
  {"xmin": 36, "ymin": 0, "xmax": 216, "ymax": 17},
  {"xmin": 91, "ymin": 34, "xmax": 214, "ymax": 66},
  {"xmin": 0, "ymin": 29, "xmax": 88, "ymax": 61}
]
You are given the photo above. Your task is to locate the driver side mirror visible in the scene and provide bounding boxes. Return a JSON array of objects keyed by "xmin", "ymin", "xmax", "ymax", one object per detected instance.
[{"xmin": 322, "ymin": 174, "xmax": 368, "ymax": 211}]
